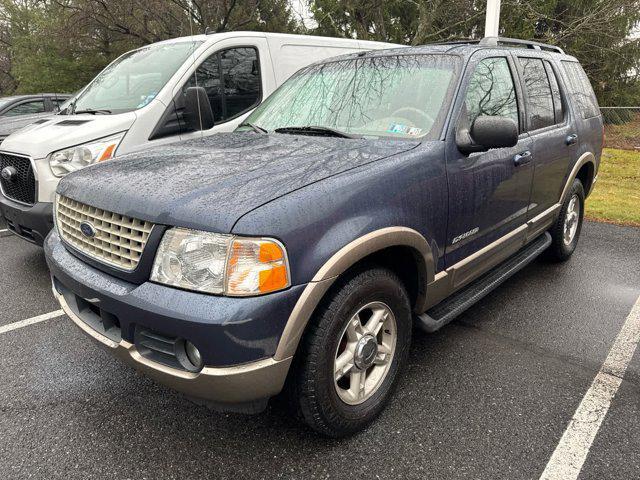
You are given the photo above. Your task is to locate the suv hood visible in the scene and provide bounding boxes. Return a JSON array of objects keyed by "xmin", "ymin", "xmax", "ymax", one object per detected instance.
[
  {"xmin": 58, "ymin": 132, "xmax": 419, "ymax": 233},
  {"xmin": 0, "ymin": 112, "xmax": 136, "ymax": 158}
]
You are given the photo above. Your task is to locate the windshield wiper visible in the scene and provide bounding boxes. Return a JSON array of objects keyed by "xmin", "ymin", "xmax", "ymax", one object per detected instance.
[
  {"xmin": 73, "ymin": 108, "xmax": 112, "ymax": 115},
  {"xmin": 238, "ymin": 122, "xmax": 269, "ymax": 134},
  {"xmin": 274, "ymin": 126, "xmax": 362, "ymax": 139}
]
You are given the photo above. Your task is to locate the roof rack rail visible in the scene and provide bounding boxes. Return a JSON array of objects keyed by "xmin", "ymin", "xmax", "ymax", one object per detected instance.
[
  {"xmin": 480, "ymin": 36, "xmax": 565, "ymax": 54},
  {"xmin": 432, "ymin": 39, "xmax": 482, "ymax": 46}
]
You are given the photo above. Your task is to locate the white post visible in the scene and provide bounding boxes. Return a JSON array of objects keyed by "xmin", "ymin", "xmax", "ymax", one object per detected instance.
[{"xmin": 484, "ymin": 0, "xmax": 501, "ymax": 37}]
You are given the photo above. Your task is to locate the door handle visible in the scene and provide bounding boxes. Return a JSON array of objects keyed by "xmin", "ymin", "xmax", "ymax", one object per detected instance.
[
  {"xmin": 566, "ymin": 134, "xmax": 578, "ymax": 146},
  {"xmin": 513, "ymin": 150, "xmax": 532, "ymax": 167}
]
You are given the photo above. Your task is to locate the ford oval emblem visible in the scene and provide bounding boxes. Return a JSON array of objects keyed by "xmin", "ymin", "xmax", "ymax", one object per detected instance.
[{"xmin": 79, "ymin": 221, "xmax": 97, "ymax": 238}]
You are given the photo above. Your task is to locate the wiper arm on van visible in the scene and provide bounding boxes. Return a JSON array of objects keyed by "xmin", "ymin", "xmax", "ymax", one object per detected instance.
[
  {"xmin": 238, "ymin": 122, "xmax": 269, "ymax": 134},
  {"xmin": 274, "ymin": 126, "xmax": 362, "ymax": 139},
  {"xmin": 74, "ymin": 109, "xmax": 112, "ymax": 115}
]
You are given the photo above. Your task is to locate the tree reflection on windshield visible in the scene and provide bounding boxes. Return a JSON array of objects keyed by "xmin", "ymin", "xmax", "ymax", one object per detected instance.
[{"xmin": 245, "ymin": 54, "xmax": 460, "ymax": 139}]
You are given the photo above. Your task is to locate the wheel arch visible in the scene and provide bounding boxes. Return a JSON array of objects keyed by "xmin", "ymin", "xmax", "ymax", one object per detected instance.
[
  {"xmin": 561, "ymin": 151, "xmax": 596, "ymax": 201},
  {"xmin": 274, "ymin": 227, "xmax": 435, "ymax": 360}
]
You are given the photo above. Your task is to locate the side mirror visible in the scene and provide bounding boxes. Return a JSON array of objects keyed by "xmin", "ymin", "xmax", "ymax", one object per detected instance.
[
  {"xmin": 456, "ymin": 115, "xmax": 518, "ymax": 154},
  {"xmin": 184, "ymin": 87, "xmax": 215, "ymax": 131}
]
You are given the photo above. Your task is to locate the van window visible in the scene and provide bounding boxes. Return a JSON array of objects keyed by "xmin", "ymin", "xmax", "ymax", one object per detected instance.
[
  {"xmin": 518, "ymin": 57, "xmax": 555, "ymax": 130},
  {"xmin": 561, "ymin": 61, "xmax": 600, "ymax": 119},
  {"xmin": 465, "ymin": 57, "xmax": 519, "ymax": 129},
  {"xmin": 4, "ymin": 100, "xmax": 45, "ymax": 116},
  {"xmin": 183, "ymin": 47, "xmax": 261, "ymax": 124},
  {"xmin": 544, "ymin": 61, "xmax": 564, "ymax": 124}
]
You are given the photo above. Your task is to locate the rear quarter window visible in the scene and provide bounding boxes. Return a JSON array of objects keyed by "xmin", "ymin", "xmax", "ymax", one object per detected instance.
[{"xmin": 561, "ymin": 61, "xmax": 600, "ymax": 119}]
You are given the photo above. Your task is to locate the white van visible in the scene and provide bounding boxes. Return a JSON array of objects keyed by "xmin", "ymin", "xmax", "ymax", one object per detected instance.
[{"xmin": 0, "ymin": 31, "xmax": 398, "ymax": 245}]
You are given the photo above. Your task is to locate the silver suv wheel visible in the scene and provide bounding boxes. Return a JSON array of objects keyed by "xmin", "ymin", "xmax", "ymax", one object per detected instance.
[
  {"xmin": 563, "ymin": 193, "xmax": 580, "ymax": 246},
  {"xmin": 333, "ymin": 301, "xmax": 397, "ymax": 405}
]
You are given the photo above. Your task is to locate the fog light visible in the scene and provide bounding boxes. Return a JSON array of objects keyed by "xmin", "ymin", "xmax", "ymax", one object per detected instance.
[{"xmin": 185, "ymin": 341, "xmax": 203, "ymax": 370}]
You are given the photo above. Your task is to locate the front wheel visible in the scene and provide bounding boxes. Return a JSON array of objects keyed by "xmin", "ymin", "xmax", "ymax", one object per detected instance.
[
  {"xmin": 291, "ymin": 267, "xmax": 412, "ymax": 437},
  {"xmin": 546, "ymin": 178, "xmax": 585, "ymax": 262}
]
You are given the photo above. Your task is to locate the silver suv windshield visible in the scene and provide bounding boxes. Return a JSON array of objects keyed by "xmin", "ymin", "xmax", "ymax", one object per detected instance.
[
  {"xmin": 71, "ymin": 41, "xmax": 203, "ymax": 115},
  {"xmin": 243, "ymin": 54, "xmax": 460, "ymax": 139}
]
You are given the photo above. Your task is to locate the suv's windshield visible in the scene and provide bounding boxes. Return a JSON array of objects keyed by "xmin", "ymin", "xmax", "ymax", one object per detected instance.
[
  {"xmin": 71, "ymin": 41, "xmax": 203, "ymax": 114},
  {"xmin": 243, "ymin": 54, "xmax": 460, "ymax": 139}
]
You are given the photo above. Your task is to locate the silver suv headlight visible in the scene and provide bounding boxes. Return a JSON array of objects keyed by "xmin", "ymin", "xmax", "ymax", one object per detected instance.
[
  {"xmin": 48, "ymin": 132, "xmax": 125, "ymax": 177},
  {"xmin": 150, "ymin": 228, "xmax": 290, "ymax": 296}
]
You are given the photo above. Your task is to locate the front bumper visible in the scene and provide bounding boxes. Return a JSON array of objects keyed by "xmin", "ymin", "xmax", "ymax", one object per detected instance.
[
  {"xmin": 0, "ymin": 197, "xmax": 53, "ymax": 246},
  {"xmin": 45, "ymin": 231, "xmax": 303, "ymax": 410}
]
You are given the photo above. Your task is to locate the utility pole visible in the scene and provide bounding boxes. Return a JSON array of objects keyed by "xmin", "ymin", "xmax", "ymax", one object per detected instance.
[{"xmin": 484, "ymin": 0, "xmax": 501, "ymax": 37}]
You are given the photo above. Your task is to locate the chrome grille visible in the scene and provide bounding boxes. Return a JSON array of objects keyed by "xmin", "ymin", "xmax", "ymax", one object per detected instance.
[{"xmin": 56, "ymin": 196, "xmax": 153, "ymax": 271}]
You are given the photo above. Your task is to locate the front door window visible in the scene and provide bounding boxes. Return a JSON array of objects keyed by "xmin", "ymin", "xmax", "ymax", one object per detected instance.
[{"xmin": 183, "ymin": 46, "xmax": 261, "ymax": 125}]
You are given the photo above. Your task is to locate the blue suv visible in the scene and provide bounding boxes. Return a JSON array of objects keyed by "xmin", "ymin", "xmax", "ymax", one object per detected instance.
[{"xmin": 45, "ymin": 37, "xmax": 603, "ymax": 437}]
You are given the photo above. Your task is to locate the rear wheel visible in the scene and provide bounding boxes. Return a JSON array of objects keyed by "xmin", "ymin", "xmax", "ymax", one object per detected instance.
[
  {"xmin": 291, "ymin": 267, "xmax": 412, "ymax": 437},
  {"xmin": 547, "ymin": 178, "xmax": 585, "ymax": 261}
]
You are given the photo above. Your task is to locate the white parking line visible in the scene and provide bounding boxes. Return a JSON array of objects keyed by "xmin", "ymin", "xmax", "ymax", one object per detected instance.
[
  {"xmin": 0, "ymin": 310, "xmax": 64, "ymax": 335},
  {"xmin": 0, "ymin": 229, "xmax": 8, "ymax": 233},
  {"xmin": 540, "ymin": 295, "xmax": 640, "ymax": 480}
]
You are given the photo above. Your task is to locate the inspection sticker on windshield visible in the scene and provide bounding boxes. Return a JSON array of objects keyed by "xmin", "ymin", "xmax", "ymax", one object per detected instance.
[
  {"xmin": 136, "ymin": 92, "xmax": 157, "ymax": 109},
  {"xmin": 388, "ymin": 123, "xmax": 422, "ymax": 136}
]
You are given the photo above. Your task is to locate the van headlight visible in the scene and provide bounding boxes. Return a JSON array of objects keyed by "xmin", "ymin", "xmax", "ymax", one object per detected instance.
[
  {"xmin": 48, "ymin": 132, "xmax": 125, "ymax": 177},
  {"xmin": 150, "ymin": 228, "xmax": 290, "ymax": 296}
]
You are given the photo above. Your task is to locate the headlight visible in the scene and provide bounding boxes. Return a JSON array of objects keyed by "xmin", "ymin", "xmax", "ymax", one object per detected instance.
[
  {"xmin": 150, "ymin": 228, "xmax": 290, "ymax": 296},
  {"xmin": 48, "ymin": 132, "xmax": 125, "ymax": 177}
]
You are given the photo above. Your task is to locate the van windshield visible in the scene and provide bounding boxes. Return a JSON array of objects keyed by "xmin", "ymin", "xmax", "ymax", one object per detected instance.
[
  {"xmin": 243, "ymin": 54, "xmax": 460, "ymax": 139},
  {"xmin": 71, "ymin": 41, "xmax": 203, "ymax": 114}
]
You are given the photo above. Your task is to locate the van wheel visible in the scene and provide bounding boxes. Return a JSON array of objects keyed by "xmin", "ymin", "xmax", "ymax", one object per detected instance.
[
  {"xmin": 547, "ymin": 178, "xmax": 585, "ymax": 262},
  {"xmin": 291, "ymin": 267, "xmax": 412, "ymax": 437}
]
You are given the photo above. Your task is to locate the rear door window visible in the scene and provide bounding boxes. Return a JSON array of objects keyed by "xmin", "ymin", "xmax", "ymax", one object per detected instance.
[
  {"xmin": 517, "ymin": 57, "xmax": 555, "ymax": 130},
  {"xmin": 51, "ymin": 98, "xmax": 68, "ymax": 111},
  {"xmin": 561, "ymin": 61, "xmax": 600, "ymax": 119},
  {"xmin": 544, "ymin": 61, "xmax": 564, "ymax": 124},
  {"xmin": 3, "ymin": 100, "xmax": 45, "ymax": 116},
  {"xmin": 465, "ymin": 57, "xmax": 519, "ymax": 129}
]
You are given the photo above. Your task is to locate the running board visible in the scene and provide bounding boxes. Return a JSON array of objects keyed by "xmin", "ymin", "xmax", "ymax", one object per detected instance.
[{"xmin": 417, "ymin": 232, "xmax": 552, "ymax": 333}]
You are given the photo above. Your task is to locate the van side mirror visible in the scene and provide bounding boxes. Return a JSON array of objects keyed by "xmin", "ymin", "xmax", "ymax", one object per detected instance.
[
  {"xmin": 184, "ymin": 87, "xmax": 215, "ymax": 131},
  {"xmin": 456, "ymin": 115, "xmax": 518, "ymax": 154}
]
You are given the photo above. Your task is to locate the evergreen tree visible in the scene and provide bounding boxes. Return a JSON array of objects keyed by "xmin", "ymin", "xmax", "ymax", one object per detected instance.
[{"xmin": 0, "ymin": 0, "xmax": 300, "ymax": 94}]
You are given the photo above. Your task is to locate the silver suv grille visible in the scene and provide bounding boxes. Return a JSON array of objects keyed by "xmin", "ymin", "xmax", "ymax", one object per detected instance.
[{"xmin": 56, "ymin": 196, "xmax": 154, "ymax": 271}]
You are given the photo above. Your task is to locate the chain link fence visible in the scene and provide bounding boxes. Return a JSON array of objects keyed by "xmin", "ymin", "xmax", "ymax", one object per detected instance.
[{"xmin": 600, "ymin": 107, "xmax": 640, "ymax": 151}]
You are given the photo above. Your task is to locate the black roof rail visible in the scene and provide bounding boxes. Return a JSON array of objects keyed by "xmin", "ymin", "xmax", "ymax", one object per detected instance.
[{"xmin": 480, "ymin": 36, "xmax": 565, "ymax": 54}]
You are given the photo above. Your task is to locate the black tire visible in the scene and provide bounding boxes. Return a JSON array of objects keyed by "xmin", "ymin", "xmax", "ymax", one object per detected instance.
[
  {"xmin": 290, "ymin": 266, "xmax": 412, "ymax": 437},
  {"xmin": 546, "ymin": 178, "xmax": 585, "ymax": 262}
]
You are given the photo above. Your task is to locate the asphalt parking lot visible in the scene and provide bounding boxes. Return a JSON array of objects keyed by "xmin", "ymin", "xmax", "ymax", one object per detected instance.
[{"xmin": 0, "ymin": 220, "xmax": 639, "ymax": 479}]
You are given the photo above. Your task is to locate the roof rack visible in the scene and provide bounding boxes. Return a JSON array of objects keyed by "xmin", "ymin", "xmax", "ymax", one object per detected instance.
[
  {"xmin": 432, "ymin": 37, "xmax": 564, "ymax": 54},
  {"xmin": 480, "ymin": 37, "xmax": 565, "ymax": 54},
  {"xmin": 433, "ymin": 39, "xmax": 482, "ymax": 46}
]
